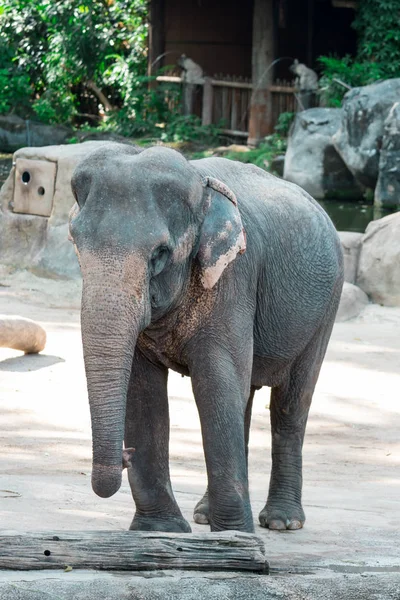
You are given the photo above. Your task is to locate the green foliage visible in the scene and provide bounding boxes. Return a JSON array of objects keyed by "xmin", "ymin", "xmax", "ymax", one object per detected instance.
[
  {"xmin": 161, "ymin": 115, "xmax": 221, "ymax": 144},
  {"xmin": 353, "ymin": 0, "xmax": 400, "ymax": 78},
  {"xmin": 0, "ymin": 64, "xmax": 32, "ymax": 116},
  {"xmin": 0, "ymin": 0, "xmax": 148, "ymax": 123},
  {"xmin": 274, "ymin": 111, "xmax": 295, "ymax": 137},
  {"xmin": 102, "ymin": 75, "xmax": 182, "ymax": 137},
  {"xmin": 223, "ymin": 134, "xmax": 287, "ymax": 172},
  {"xmin": 318, "ymin": 1, "xmax": 400, "ymax": 107},
  {"xmin": 33, "ymin": 90, "xmax": 77, "ymax": 124},
  {"xmin": 318, "ymin": 55, "xmax": 384, "ymax": 107},
  {"xmin": 0, "ymin": 36, "xmax": 32, "ymax": 115}
]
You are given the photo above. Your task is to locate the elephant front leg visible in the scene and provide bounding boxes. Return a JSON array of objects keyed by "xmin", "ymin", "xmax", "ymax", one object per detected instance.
[
  {"xmin": 125, "ymin": 349, "xmax": 191, "ymax": 533},
  {"xmin": 190, "ymin": 348, "xmax": 254, "ymax": 533},
  {"xmin": 193, "ymin": 386, "xmax": 256, "ymax": 526}
]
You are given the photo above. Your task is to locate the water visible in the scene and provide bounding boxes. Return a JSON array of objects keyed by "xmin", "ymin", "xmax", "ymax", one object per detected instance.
[{"xmin": 318, "ymin": 199, "xmax": 399, "ymax": 233}]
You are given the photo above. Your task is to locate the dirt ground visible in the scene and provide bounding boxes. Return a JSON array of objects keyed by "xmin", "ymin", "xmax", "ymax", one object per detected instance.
[{"xmin": 1, "ymin": 266, "xmax": 399, "ymax": 574}]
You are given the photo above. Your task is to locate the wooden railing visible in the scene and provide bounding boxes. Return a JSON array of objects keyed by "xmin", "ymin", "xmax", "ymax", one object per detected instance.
[
  {"xmin": 270, "ymin": 79, "xmax": 297, "ymax": 128},
  {"xmin": 156, "ymin": 75, "xmax": 298, "ymax": 138}
]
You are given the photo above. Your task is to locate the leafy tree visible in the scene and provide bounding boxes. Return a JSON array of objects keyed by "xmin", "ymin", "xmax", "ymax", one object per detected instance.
[
  {"xmin": 0, "ymin": 0, "xmax": 148, "ymax": 123},
  {"xmin": 318, "ymin": 0, "xmax": 400, "ymax": 107},
  {"xmin": 353, "ymin": 0, "xmax": 400, "ymax": 78},
  {"xmin": 318, "ymin": 55, "xmax": 384, "ymax": 107}
]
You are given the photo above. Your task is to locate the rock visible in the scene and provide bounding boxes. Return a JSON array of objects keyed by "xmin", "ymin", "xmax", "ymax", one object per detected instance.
[
  {"xmin": 0, "ymin": 141, "xmax": 115, "ymax": 279},
  {"xmin": 375, "ymin": 102, "xmax": 400, "ymax": 208},
  {"xmin": 333, "ymin": 78, "xmax": 400, "ymax": 190},
  {"xmin": 0, "ymin": 115, "xmax": 72, "ymax": 153},
  {"xmin": 284, "ymin": 108, "xmax": 362, "ymax": 200},
  {"xmin": 0, "ymin": 155, "xmax": 12, "ymax": 189},
  {"xmin": 336, "ymin": 282, "xmax": 369, "ymax": 322},
  {"xmin": 338, "ymin": 231, "xmax": 363, "ymax": 284},
  {"xmin": 356, "ymin": 211, "xmax": 400, "ymax": 306}
]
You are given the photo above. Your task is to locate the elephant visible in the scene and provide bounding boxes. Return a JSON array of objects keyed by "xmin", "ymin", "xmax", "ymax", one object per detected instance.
[{"xmin": 69, "ymin": 143, "xmax": 343, "ymax": 534}]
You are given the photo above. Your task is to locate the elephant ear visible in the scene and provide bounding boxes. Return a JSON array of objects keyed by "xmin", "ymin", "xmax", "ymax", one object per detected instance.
[{"xmin": 196, "ymin": 176, "xmax": 246, "ymax": 289}]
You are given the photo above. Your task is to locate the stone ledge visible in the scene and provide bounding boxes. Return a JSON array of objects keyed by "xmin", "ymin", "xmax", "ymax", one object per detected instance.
[{"xmin": 0, "ymin": 569, "xmax": 399, "ymax": 600}]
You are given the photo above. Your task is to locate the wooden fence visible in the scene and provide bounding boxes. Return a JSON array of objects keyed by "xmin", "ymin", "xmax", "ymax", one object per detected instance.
[{"xmin": 156, "ymin": 75, "xmax": 298, "ymax": 138}]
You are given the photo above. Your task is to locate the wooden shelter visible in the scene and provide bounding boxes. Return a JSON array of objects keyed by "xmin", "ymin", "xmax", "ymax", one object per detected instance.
[{"xmin": 149, "ymin": 0, "xmax": 357, "ymax": 143}]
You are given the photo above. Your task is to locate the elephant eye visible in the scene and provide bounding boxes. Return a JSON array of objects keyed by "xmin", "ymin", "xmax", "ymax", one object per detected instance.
[{"xmin": 150, "ymin": 246, "xmax": 170, "ymax": 277}]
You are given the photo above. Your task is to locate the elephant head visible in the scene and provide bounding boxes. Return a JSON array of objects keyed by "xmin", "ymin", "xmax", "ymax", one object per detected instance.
[{"xmin": 69, "ymin": 144, "xmax": 245, "ymax": 499}]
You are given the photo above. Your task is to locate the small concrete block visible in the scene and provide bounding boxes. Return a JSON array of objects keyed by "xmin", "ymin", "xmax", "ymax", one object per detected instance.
[{"xmin": 13, "ymin": 158, "xmax": 56, "ymax": 217}]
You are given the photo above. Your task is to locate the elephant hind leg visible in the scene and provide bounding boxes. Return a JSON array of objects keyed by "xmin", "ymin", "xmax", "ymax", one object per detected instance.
[
  {"xmin": 193, "ymin": 387, "xmax": 256, "ymax": 526},
  {"xmin": 259, "ymin": 324, "xmax": 334, "ymax": 531}
]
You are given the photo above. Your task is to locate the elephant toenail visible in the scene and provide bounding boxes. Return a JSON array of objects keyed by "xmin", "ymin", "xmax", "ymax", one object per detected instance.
[
  {"xmin": 193, "ymin": 513, "xmax": 209, "ymax": 525},
  {"xmin": 268, "ymin": 519, "xmax": 286, "ymax": 530},
  {"xmin": 288, "ymin": 520, "xmax": 302, "ymax": 530}
]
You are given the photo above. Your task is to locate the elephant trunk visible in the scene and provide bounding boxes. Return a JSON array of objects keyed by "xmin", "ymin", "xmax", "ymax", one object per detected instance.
[{"xmin": 80, "ymin": 252, "xmax": 149, "ymax": 498}]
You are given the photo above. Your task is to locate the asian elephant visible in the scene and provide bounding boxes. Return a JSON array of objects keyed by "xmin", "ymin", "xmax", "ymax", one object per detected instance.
[{"xmin": 69, "ymin": 143, "xmax": 343, "ymax": 534}]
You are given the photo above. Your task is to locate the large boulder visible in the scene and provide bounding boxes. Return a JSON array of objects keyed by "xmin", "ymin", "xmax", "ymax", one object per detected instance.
[
  {"xmin": 284, "ymin": 108, "xmax": 362, "ymax": 200},
  {"xmin": 375, "ymin": 102, "xmax": 400, "ymax": 208},
  {"xmin": 333, "ymin": 79, "xmax": 400, "ymax": 190},
  {"xmin": 356, "ymin": 212, "xmax": 400, "ymax": 306},
  {"xmin": 0, "ymin": 115, "xmax": 72, "ymax": 153},
  {"xmin": 337, "ymin": 231, "xmax": 363, "ymax": 284},
  {"xmin": 336, "ymin": 282, "xmax": 369, "ymax": 322},
  {"xmin": 0, "ymin": 142, "xmax": 111, "ymax": 279}
]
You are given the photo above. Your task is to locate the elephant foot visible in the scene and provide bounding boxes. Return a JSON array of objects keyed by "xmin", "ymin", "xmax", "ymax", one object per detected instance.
[
  {"xmin": 194, "ymin": 491, "xmax": 254, "ymax": 533},
  {"xmin": 130, "ymin": 514, "xmax": 192, "ymax": 533},
  {"xmin": 259, "ymin": 501, "xmax": 305, "ymax": 531},
  {"xmin": 193, "ymin": 491, "xmax": 209, "ymax": 525}
]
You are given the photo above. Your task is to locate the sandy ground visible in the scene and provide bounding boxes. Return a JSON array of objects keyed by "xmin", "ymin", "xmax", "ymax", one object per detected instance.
[{"xmin": 0, "ymin": 267, "xmax": 399, "ymax": 574}]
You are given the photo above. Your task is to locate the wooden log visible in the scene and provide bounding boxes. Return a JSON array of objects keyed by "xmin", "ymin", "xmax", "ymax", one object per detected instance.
[
  {"xmin": 0, "ymin": 531, "xmax": 268, "ymax": 573},
  {"xmin": 0, "ymin": 315, "xmax": 46, "ymax": 354}
]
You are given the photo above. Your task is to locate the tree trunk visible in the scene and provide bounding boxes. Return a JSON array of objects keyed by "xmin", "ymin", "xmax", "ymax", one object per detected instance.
[
  {"xmin": 248, "ymin": 0, "xmax": 275, "ymax": 146},
  {"xmin": 148, "ymin": 0, "xmax": 166, "ymax": 77}
]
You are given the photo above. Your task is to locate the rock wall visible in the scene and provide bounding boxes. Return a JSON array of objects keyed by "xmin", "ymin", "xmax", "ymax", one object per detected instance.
[
  {"xmin": 0, "ymin": 142, "xmax": 110, "ymax": 279},
  {"xmin": 283, "ymin": 108, "xmax": 362, "ymax": 200},
  {"xmin": 356, "ymin": 212, "xmax": 400, "ymax": 307},
  {"xmin": 333, "ymin": 79, "xmax": 400, "ymax": 191},
  {"xmin": 284, "ymin": 79, "xmax": 400, "ymax": 208},
  {"xmin": 0, "ymin": 115, "xmax": 72, "ymax": 153},
  {"xmin": 375, "ymin": 102, "xmax": 400, "ymax": 208}
]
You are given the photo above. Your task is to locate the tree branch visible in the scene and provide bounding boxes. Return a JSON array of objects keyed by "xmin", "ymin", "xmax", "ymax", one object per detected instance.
[{"xmin": 86, "ymin": 80, "xmax": 114, "ymax": 112}]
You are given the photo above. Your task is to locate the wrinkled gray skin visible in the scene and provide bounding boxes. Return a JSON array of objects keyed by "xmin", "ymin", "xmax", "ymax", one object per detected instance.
[{"xmin": 70, "ymin": 144, "xmax": 343, "ymax": 533}]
